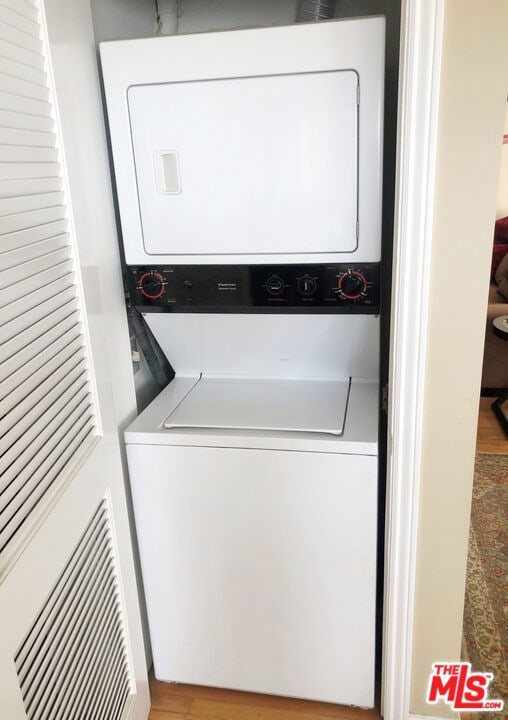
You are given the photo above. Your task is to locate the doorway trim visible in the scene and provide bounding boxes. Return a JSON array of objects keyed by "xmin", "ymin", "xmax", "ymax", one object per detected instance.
[{"xmin": 382, "ymin": 1, "xmax": 445, "ymax": 718}]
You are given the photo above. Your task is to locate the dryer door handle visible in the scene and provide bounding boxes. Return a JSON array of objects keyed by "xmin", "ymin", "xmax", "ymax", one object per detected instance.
[{"xmin": 153, "ymin": 150, "xmax": 181, "ymax": 194}]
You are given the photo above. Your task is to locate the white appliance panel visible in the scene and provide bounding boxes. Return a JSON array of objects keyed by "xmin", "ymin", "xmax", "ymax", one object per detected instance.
[
  {"xmin": 144, "ymin": 313, "xmax": 380, "ymax": 380},
  {"xmin": 127, "ymin": 444, "xmax": 377, "ymax": 707},
  {"xmin": 128, "ymin": 71, "xmax": 358, "ymax": 257},
  {"xmin": 163, "ymin": 376, "xmax": 350, "ymax": 434}
]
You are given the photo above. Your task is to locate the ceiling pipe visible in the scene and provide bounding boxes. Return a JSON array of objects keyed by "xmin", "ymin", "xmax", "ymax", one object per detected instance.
[
  {"xmin": 155, "ymin": 0, "xmax": 179, "ymax": 35},
  {"xmin": 297, "ymin": 0, "xmax": 338, "ymax": 22}
]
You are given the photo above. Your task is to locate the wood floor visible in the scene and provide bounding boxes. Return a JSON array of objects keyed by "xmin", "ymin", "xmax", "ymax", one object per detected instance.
[
  {"xmin": 476, "ymin": 396, "xmax": 508, "ymax": 453},
  {"xmin": 146, "ymin": 396, "xmax": 506, "ymax": 720},
  {"xmin": 148, "ymin": 672, "xmax": 380, "ymax": 720}
]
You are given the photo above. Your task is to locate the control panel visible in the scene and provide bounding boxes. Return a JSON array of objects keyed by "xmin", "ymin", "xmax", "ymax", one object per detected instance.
[{"xmin": 126, "ymin": 263, "xmax": 380, "ymax": 313}]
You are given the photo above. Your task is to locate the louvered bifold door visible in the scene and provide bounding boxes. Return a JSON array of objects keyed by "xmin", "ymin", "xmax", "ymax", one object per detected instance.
[
  {"xmin": 0, "ymin": 2, "xmax": 150, "ymax": 719},
  {"xmin": 0, "ymin": 0, "xmax": 97, "ymax": 574},
  {"xmin": 15, "ymin": 501, "xmax": 131, "ymax": 720}
]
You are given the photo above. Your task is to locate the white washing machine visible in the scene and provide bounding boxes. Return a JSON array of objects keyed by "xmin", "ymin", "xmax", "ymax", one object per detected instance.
[{"xmin": 101, "ymin": 17, "xmax": 384, "ymax": 709}]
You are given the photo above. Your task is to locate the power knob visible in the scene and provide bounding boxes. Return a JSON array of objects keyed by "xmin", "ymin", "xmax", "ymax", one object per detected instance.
[
  {"xmin": 338, "ymin": 270, "xmax": 367, "ymax": 300},
  {"xmin": 139, "ymin": 272, "xmax": 165, "ymax": 299}
]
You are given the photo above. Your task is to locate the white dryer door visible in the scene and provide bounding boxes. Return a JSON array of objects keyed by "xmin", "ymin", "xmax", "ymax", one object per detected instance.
[{"xmin": 127, "ymin": 70, "xmax": 358, "ymax": 257}]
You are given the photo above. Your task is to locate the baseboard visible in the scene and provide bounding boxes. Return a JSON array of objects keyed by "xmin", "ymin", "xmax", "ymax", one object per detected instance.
[{"xmin": 410, "ymin": 715, "xmax": 454, "ymax": 720}]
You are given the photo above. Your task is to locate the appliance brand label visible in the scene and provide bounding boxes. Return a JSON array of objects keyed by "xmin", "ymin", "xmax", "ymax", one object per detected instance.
[{"xmin": 217, "ymin": 283, "xmax": 238, "ymax": 291}]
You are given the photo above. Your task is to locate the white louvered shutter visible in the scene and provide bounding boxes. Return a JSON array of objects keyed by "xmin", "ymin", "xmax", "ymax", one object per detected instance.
[
  {"xmin": 0, "ymin": 2, "xmax": 149, "ymax": 719},
  {"xmin": 15, "ymin": 501, "xmax": 131, "ymax": 720},
  {"xmin": 0, "ymin": 0, "xmax": 97, "ymax": 573}
]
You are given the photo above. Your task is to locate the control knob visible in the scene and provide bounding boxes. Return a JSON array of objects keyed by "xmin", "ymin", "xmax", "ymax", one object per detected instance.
[
  {"xmin": 297, "ymin": 275, "xmax": 317, "ymax": 296},
  {"xmin": 338, "ymin": 270, "xmax": 367, "ymax": 300},
  {"xmin": 266, "ymin": 275, "xmax": 285, "ymax": 296},
  {"xmin": 138, "ymin": 272, "xmax": 165, "ymax": 299}
]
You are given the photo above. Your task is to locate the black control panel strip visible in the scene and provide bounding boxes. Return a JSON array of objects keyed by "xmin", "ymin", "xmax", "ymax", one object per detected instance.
[{"xmin": 126, "ymin": 263, "xmax": 380, "ymax": 314}]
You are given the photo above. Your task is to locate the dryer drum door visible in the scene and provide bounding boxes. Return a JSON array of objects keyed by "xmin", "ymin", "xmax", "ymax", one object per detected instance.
[{"xmin": 127, "ymin": 70, "xmax": 359, "ymax": 257}]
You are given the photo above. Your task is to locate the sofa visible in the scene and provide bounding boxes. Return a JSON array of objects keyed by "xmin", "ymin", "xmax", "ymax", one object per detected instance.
[{"xmin": 481, "ymin": 218, "xmax": 508, "ymax": 389}]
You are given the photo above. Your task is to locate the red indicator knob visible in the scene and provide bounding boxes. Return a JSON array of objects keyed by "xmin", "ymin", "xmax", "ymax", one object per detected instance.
[
  {"xmin": 139, "ymin": 272, "xmax": 165, "ymax": 299},
  {"xmin": 338, "ymin": 271, "xmax": 367, "ymax": 300}
]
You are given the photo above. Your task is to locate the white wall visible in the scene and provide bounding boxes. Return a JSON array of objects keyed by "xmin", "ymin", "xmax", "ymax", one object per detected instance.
[
  {"xmin": 179, "ymin": 0, "xmax": 298, "ymax": 33},
  {"xmin": 409, "ymin": 2, "xmax": 508, "ymax": 717},
  {"xmin": 496, "ymin": 105, "xmax": 508, "ymax": 218},
  {"xmin": 90, "ymin": 0, "xmax": 298, "ymax": 43},
  {"xmin": 90, "ymin": 0, "xmax": 155, "ymax": 43}
]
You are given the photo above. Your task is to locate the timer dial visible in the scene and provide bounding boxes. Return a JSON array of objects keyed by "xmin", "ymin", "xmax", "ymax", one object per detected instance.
[
  {"xmin": 338, "ymin": 270, "xmax": 367, "ymax": 300},
  {"xmin": 139, "ymin": 272, "xmax": 165, "ymax": 299},
  {"xmin": 297, "ymin": 275, "xmax": 317, "ymax": 296}
]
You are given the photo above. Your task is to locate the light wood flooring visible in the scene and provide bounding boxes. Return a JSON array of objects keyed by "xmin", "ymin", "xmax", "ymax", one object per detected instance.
[
  {"xmin": 476, "ymin": 396, "xmax": 508, "ymax": 453},
  {"xmin": 148, "ymin": 672, "xmax": 381, "ymax": 720},
  {"xmin": 146, "ymin": 396, "xmax": 506, "ymax": 719}
]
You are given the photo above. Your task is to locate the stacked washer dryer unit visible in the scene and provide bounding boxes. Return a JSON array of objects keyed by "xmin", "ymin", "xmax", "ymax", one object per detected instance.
[{"xmin": 101, "ymin": 17, "xmax": 384, "ymax": 709}]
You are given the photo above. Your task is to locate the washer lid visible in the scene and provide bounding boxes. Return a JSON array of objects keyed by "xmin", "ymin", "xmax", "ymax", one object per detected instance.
[{"xmin": 163, "ymin": 376, "xmax": 350, "ymax": 435}]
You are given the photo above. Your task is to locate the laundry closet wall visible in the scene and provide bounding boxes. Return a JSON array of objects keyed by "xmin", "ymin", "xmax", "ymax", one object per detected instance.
[{"xmin": 90, "ymin": 0, "xmax": 299, "ymax": 43}]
